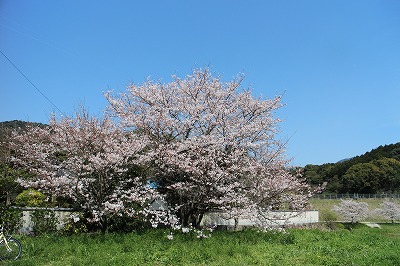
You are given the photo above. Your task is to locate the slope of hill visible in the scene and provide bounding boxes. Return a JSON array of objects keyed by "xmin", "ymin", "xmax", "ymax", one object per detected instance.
[
  {"xmin": 304, "ymin": 143, "xmax": 400, "ymax": 194},
  {"xmin": 0, "ymin": 120, "xmax": 46, "ymax": 131}
]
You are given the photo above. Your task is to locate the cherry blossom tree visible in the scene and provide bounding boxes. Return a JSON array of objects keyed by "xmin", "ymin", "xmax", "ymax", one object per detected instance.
[
  {"xmin": 106, "ymin": 68, "xmax": 313, "ymax": 228},
  {"xmin": 374, "ymin": 201, "xmax": 400, "ymax": 223},
  {"xmin": 332, "ymin": 199, "xmax": 370, "ymax": 223},
  {"xmin": 11, "ymin": 109, "xmax": 160, "ymax": 231}
]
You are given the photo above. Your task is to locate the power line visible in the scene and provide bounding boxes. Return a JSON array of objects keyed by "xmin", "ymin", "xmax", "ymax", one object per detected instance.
[{"xmin": 0, "ymin": 49, "xmax": 66, "ymax": 116}]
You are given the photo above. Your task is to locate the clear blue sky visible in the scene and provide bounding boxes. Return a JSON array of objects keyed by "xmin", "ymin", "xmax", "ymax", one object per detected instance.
[{"xmin": 1, "ymin": 1, "xmax": 399, "ymax": 166}]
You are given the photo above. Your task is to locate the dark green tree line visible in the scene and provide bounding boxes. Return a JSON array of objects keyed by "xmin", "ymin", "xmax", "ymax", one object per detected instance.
[{"xmin": 303, "ymin": 143, "xmax": 400, "ymax": 194}]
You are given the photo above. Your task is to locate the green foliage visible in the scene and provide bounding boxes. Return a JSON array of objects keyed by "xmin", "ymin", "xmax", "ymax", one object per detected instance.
[
  {"xmin": 0, "ymin": 206, "xmax": 22, "ymax": 233},
  {"xmin": 62, "ymin": 209, "xmax": 150, "ymax": 234},
  {"xmin": 303, "ymin": 142, "xmax": 400, "ymax": 193},
  {"xmin": 62, "ymin": 212, "xmax": 88, "ymax": 235},
  {"xmin": 106, "ymin": 213, "xmax": 149, "ymax": 233},
  {"xmin": 342, "ymin": 163, "xmax": 381, "ymax": 193},
  {"xmin": 31, "ymin": 209, "xmax": 58, "ymax": 235},
  {"xmin": 16, "ymin": 188, "xmax": 46, "ymax": 207},
  {"xmin": 374, "ymin": 158, "xmax": 400, "ymax": 192},
  {"xmin": 0, "ymin": 163, "xmax": 23, "ymax": 205},
  {"xmin": 319, "ymin": 209, "xmax": 338, "ymax": 230}
]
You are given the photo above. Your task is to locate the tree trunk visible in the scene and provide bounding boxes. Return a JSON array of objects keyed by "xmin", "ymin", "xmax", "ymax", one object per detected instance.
[
  {"xmin": 191, "ymin": 213, "xmax": 204, "ymax": 228},
  {"xmin": 179, "ymin": 208, "xmax": 204, "ymax": 228},
  {"xmin": 181, "ymin": 212, "xmax": 190, "ymax": 227},
  {"xmin": 234, "ymin": 218, "xmax": 239, "ymax": 231},
  {"xmin": 6, "ymin": 191, "xmax": 11, "ymax": 206},
  {"xmin": 100, "ymin": 215, "xmax": 108, "ymax": 233}
]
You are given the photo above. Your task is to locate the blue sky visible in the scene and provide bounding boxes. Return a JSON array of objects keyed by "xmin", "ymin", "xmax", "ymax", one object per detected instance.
[{"xmin": 1, "ymin": 1, "xmax": 399, "ymax": 166}]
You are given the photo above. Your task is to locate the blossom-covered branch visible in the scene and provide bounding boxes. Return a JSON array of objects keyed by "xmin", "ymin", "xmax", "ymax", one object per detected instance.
[
  {"xmin": 11, "ymin": 109, "xmax": 159, "ymax": 231},
  {"xmin": 106, "ymin": 68, "xmax": 313, "ymax": 228}
]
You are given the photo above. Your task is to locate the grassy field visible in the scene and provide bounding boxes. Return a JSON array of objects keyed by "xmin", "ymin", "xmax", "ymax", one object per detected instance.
[
  {"xmin": 4, "ymin": 198, "xmax": 400, "ymax": 265},
  {"xmin": 5, "ymin": 224, "xmax": 400, "ymax": 266}
]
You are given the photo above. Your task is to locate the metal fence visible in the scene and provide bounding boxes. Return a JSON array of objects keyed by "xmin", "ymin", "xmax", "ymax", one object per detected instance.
[{"xmin": 313, "ymin": 194, "xmax": 400, "ymax": 200}]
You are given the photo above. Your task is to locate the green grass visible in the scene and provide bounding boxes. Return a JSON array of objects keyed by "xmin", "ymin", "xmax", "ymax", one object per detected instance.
[{"xmin": 5, "ymin": 225, "xmax": 400, "ymax": 266}]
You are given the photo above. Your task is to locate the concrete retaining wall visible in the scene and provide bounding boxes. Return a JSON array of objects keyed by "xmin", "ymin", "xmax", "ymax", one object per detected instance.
[
  {"xmin": 18, "ymin": 207, "xmax": 73, "ymax": 234},
  {"xmin": 201, "ymin": 210, "xmax": 319, "ymax": 228},
  {"xmin": 17, "ymin": 207, "xmax": 318, "ymax": 233}
]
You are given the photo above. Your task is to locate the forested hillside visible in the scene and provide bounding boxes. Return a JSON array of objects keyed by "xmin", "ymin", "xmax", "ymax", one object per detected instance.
[{"xmin": 303, "ymin": 143, "xmax": 400, "ymax": 194}]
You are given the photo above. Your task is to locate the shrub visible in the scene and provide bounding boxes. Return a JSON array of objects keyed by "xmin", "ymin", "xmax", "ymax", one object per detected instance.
[
  {"xmin": 16, "ymin": 188, "xmax": 46, "ymax": 207},
  {"xmin": 107, "ymin": 214, "xmax": 149, "ymax": 233},
  {"xmin": 62, "ymin": 212, "xmax": 88, "ymax": 235},
  {"xmin": 320, "ymin": 210, "xmax": 338, "ymax": 230},
  {"xmin": 0, "ymin": 206, "xmax": 22, "ymax": 233},
  {"xmin": 31, "ymin": 209, "xmax": 58, "ymax": 235}
]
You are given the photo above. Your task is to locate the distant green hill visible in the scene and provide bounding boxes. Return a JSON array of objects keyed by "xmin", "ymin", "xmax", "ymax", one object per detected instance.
[
  {"xmin": 0, "ymin": 120, "xmax": 47, "ymax": 138},
  {"xmin": 0, "ymin": 120, "xmax": 46, "ymax": 131},
  {"xmin": 304, "ymin": 143, "xmax": 400, "ymax": 194}
]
